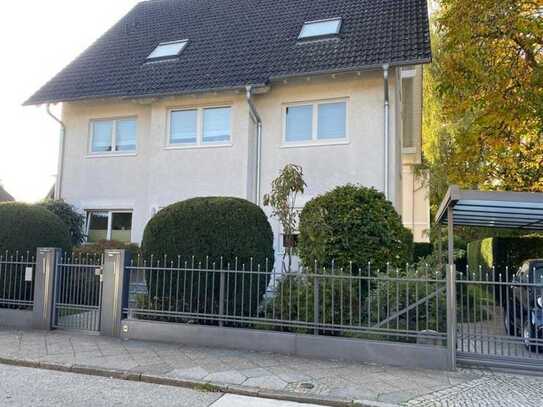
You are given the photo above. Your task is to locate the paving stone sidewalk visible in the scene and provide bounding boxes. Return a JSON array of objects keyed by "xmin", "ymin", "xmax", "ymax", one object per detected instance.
[{"xmin": 0, "ymin": 326, "xmax": 542, "ymax": 406}]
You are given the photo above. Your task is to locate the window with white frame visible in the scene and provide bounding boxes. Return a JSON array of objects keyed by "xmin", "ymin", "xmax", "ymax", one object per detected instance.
[
  {"xmin": 169, "ymin": 106, "xmax": 231, "ymax": 146},
  {"xmin": 90, "ymin": 118, "xmax": 137, "ymax": 154},
  {"xmin": 299, "ymin": 18, "xmax": 342, "ymax": 39},
  {"xmin": 147, "ymin": 39, "xmax": 188, "ymax": 60},
  {"xmin": 284, "ymin": 100, "xmax": 347, "ymax": 144},
  {"xmin": 86, "ymin": 211, "xmax": 132, "ymax": 243}
]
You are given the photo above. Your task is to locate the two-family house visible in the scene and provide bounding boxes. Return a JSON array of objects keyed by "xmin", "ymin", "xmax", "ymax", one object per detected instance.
[{"xmin": 25, "ymin": 0, "xmax": 432, "ymax": 258}]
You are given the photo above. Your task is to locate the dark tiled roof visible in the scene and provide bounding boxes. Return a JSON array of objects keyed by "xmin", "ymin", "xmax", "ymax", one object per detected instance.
[
  {"xmin": 0, "ymin": 186, "xmax": 15, "ymax": 202},
  {"xmin": 25, "ymin": 0, "xmax": 431, "ymax": 105}
]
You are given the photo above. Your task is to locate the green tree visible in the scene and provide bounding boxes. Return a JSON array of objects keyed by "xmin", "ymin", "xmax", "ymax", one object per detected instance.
[
  {"xmin": 263, "ymin": 164, "xmax": 306, "ymax": 272},
  {"xmin": 425, "ymin": 0, "xmax": 543, "ymax": 196}
]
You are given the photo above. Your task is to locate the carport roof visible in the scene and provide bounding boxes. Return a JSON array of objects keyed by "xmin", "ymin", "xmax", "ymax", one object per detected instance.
[{"xmin": 435, "ymin": 186, "xmax": 543, "ymax": 231}]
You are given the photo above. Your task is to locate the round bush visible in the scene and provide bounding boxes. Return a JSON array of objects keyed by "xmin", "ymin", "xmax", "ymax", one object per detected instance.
[
  {"xmin": 298, "ymin": 185, "xmax": 413, "ymax": 271},
  {"xmin": 141, "ymin": 197, "xmax": 274, "ymax": 322},
  {"xmin": 0, "ymin": 202, "xmax": 71, "ymax": 253}
]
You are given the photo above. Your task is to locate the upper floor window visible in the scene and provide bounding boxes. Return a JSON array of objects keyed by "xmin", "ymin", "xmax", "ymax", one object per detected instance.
[
  {"xmin": 147, "ymin": 40, "xmax": 188, "ymax": 60},
  {"xmin": 299, "ymin": 18, "xmax": 342, "ymax": 39},
  {"xmin": 90, "ymin": 117, "xmax": 137, "ymax": 154},
  {"xmin": 169, "ymin": 106, "xmax": 231, "ymax": 147},
  {"xmin": 284, "ymin": 100, "xmax": 347, "ymax": 145}
]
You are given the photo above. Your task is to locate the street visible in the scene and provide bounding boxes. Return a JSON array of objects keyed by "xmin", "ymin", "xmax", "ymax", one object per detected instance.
[{"xmin": 0, "ymin": 364, "xmax": 322, "ymax": 407}]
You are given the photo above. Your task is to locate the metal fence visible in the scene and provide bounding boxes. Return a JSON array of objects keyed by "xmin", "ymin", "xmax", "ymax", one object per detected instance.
[
  {"xmin": 124, "ymin": 256, "xmax": 448, "ymax": 344},
  {"xmin": 0, "ymin": 250, "xmax": 36, "ymax": 310},
  {"xmin": 52, "ymin": 253, "xmax": 104, "ymax": 332},
  {"xmin": 457, "ymin": 266, "xmax": 543, "ymax": 363}
]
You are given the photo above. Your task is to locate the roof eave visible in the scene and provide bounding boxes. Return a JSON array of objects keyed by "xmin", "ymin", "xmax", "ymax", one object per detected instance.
[
  {"xmin": 24, "ymin": 56, "xmax": 432, "ymax": 107},
  {"xmin": 269, "ymin": 58, "xmax": 432, "ymax": 82},
  {"xmin": 23, "ymin": 82, "xmax": 271, "ymax": 107}
]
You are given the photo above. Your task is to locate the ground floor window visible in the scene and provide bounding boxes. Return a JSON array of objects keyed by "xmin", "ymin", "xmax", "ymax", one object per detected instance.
[{"xmin": 86, "ymin": 210, "xmax": 132, "ymax": 243}]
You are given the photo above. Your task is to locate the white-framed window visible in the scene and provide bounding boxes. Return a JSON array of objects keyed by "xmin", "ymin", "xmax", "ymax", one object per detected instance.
[
  {"xmin": 147, "ymin": 39, "xmax": 188, "ymax": 60},
  {"xmin": 299, "ymin": 18, "xmax": 342, "ymax": 39},
  {"xmin": 283, "ymin": 99, "xmax": 348, "ymax": 145},
  {"xmin": 168, "ymin": 106, "xmax": 231, "ymax": 147},
  {"xmin": 86, "ymin": 210, "xmax": 132, "ymax": 243},
  {"xmin": 89, "ymin": 117, "xmax": 137, "ymax": 154}
]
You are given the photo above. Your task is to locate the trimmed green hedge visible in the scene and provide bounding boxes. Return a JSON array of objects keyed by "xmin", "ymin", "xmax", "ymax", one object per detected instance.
[
  {"xmin": 73, "ymin": 240, "xmax": 140, "ymax": 258},
  {"xmin": 142, "ymin": 197, "xmax": 274, "ymax": 263},
  {"xmin": 298, "ymin": 185, "xmax": 413, "ymax": 271},
  {"xmin": 467, "ymin": 236, "xmax": 543, "ymax": 278},
  {"xmin": 141, "ymin": 197, "xmax": 274, "ymax": 322},
  {"xmin": 0, "ymin": 202, "xmax": 71, "ymax": 253}
]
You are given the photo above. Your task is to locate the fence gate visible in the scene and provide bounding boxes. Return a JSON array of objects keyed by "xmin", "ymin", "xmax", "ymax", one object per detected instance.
[
  {"xmin": 456, "ymin": 268, "xmax": 543, "ymax": 372},
  {"xmin": 52, "ymin": 255, "xmax": 104, "ymax": 333}
]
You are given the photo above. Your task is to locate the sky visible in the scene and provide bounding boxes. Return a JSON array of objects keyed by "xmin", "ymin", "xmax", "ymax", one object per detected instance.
[{"xmin": 0, "ymin": 0, "xmax": 141, "ymax": 202}]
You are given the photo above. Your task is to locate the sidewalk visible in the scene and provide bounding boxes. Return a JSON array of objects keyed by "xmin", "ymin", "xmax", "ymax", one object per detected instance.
[{"xmin": 0, "ymin": 326, "xmax": 541, "ymax": 407}]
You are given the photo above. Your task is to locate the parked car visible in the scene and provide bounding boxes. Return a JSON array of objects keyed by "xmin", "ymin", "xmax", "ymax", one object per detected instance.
[{"xmin": 504, "ymin": 259, "xmax": 543, "ymax": 352}]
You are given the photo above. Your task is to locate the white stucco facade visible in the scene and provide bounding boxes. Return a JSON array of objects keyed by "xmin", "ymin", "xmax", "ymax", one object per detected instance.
[{"xmin": 57, "ymin": 68, "xmax": 428, "ymax": 257}]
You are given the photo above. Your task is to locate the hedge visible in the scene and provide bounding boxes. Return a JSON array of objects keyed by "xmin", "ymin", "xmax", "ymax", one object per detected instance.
[
  {"xmin": 141, "ymin": 197, "xmax": 274, "ymax": 323},
  {"xmin": 0, "ymin": 202, "xmax": 71, "ymax": 253},
  {"xmin": 73, "ymin": 240, "xmax": 140, "ymax": 258},
  {"xmin": 298, "ymin": 185, "xmax": 413, "ymax": 271},
  {"xmin": 467, "ymin": 236, "xmax": 543, "ymax": 279}
]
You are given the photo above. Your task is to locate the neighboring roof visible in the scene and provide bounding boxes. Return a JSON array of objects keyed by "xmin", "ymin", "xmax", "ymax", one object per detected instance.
[
  {"xmin": 436, "ymin": 186, "xmax": 543, "ymax": 231},
  {"xmin": 0, "ymin": 185, "xmax": 15, "ymax": 202},
  {"xmin": 25, "ymin": 0, "xmax": 431, "ymax": 105}
]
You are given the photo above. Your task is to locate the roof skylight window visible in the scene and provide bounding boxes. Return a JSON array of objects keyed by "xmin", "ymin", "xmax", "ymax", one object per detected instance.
[
  {"xmin": 299, "ymin": 18, "xmax": 342, "ymax": 39},
  {"xmin": 147, "ymin": 40, "xmax": 188, "ymax": 60}
]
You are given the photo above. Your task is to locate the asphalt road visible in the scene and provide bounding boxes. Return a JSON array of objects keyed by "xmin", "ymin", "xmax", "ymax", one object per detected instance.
[{"xmin": 0, "ymin": 364, "xmax": 322, "ymax": 407}]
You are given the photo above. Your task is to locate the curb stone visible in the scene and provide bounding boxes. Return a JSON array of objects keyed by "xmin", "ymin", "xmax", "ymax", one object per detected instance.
[{"xmin": 0, "ymin": 356, "xmax": 399, "ymax": 407}]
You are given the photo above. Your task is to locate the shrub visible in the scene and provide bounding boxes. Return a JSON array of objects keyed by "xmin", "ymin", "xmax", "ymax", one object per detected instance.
[
  {"xmin": 72, "ymin": 240, "xmax": 140, "ymax": 257},
  {"xmin": 265, "ymin": 185, "xmax": 413, "ymax": 335},
  {"xmin": 0, "ymin": 202, "xmax": 71, "ymax": 253},
  {"xmin": 414, "ymin": 242, "xmax": 433, "ymax": 262},
  {"xmin": 365, "ymin": 268, "xmax": 448, "ymax": 341},
  {"xmin": 38, "ymin": 200, "xmax": 86, "ymax": 246},
  {"xmin": 298, "ymin": 185, "xmax": 413, "ymax": 271},
  {"xmin": 467, "ymin": 236, "xmax": 543, "ymax": 278},
  {"xmin": 141, "ymin": 197, "xmax": 274, "ymax": 323},
  {"xmin": 261, "ymin": 272, "xmax": 362, "ymax": 335}
]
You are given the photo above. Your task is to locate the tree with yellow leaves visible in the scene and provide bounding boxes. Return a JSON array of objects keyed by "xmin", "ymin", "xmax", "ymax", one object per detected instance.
[{"xmin": 424, "ymin": 0, "xmax": 542, "ymax": 201}]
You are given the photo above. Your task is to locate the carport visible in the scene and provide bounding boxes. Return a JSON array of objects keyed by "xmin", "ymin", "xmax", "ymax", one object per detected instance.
[
  {"xmin": 436, "ymin": 185, "xmax": 543, "ymax": 265},
  {"xmin": 435, "ymin": 185, "xmax": 543, "ymax": 371}
]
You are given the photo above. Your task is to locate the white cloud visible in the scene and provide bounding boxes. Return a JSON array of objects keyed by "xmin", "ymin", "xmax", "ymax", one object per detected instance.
[{"xmin": 0, "ymin": 0, "xmax": 141, "ymax": 202}]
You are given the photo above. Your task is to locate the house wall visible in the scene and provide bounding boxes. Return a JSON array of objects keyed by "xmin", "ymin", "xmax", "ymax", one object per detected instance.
[
  {"xmin": 60, "ymin": 70, "xmax": 405, "ymax": 257},
  {"xmin": 402, "ymin": 166, "xmax": 430, "ymax": 242}
]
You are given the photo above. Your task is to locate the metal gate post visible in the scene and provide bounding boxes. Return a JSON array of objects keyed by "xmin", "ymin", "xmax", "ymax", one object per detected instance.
[
  {"xmin": 101, "ymin": 250, "xmax": 130, "ymax": 337},
  {"xmin": 32, "ymin": 248, "xmax": 61, "ymax": 330},
  {"xmin": 446, "ymin": 207, "xmax": 457, "ymax": 370}
]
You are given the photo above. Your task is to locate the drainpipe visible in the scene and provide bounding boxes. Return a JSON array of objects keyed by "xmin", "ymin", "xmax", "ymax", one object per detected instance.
[
  {"xmin": 246, "ymin": 86, "xmax": 263, "ymax": 206},
  {"xmin": 46, "ymin": 104, "xmax": 66, "ymax": 200},
  {"xmin": 383, "ymin": 64, "xmax": 390, "ymax": 200}
]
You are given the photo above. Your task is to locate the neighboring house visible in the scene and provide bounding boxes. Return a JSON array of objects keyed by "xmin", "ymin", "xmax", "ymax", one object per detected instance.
[
  {"xmin": 0, "ymin": 185, "xmax": 15, "ymax": 202},
  {"xmin": 25, "ymin": 0, "xmax": 431, "ymax": 257}
]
